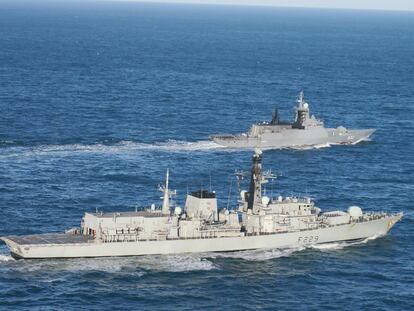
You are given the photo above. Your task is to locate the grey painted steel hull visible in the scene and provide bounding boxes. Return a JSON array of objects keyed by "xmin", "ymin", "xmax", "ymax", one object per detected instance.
[
  {"xmin": 1, "ymin": 214, "xmax": 401, "ymax": 259},
  {"xmin": 211, "ymin": 128, "xmax": 375, "ymax": 149}
]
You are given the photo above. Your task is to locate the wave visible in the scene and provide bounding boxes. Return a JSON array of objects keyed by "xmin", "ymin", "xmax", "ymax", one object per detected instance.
[
  {"xmin": 0, "ymin": 140, "xmax": 227, "ymax": 158},
  {"xmin": 213, "ymin": 246, "xmax": 305, "ymax": 261},
  {"xmin": 137, "ymin": 254, "xmax": 216, "ymax": 272},
  {"xmin": 0, "ymin": 245, "xmax": 15, "ymax": 262},
  {"xmin": 0, "ymin": 137, "xmax": 370, "ymax": 158},
  {"xmin": 0, "ymin": 254, "xmax": 14, "ymax": 262},
  {"xmin": 0, "ymin": 253, "xmax": 216, "ymax": 273},
  {"xmin": 0, "ymin": 140, "xmax": 16, "ymax": 146},
  {"xmin": 288, "ymin": 143, "xmax": 332, "ymax": 151}
]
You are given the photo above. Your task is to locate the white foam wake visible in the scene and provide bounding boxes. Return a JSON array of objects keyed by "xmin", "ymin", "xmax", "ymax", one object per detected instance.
[
  {"xmin": 137, "ymin": 254, "xmax": 216, "ymax": 272},
  {"xmin": 288, "ymin": 143, "xmax": 332, "ymax": 151},
  {"xmin": 1, "ymin": 139, "xmax": 363, "ymax": 158},
  {"xmin": 0, "ymin": 245, "xmax": 15, "ymax": 262},
  {"xmin": 213, "ymin": 246, "xmax": 305, "ymax": 261},
  {"xmin": 0, "ymin": 254, "xmax": 14, "ymax": 262},
  {"xmin": 0, "ymin": 140, "xmax": 226, "ymax": 158},
  {"xmin": 351, "ymin": 137, "xmax": 372, "ymax": 145},
  {"xmin": 0, "ymin": 254, "xmax": 216, "ymax": 273}
]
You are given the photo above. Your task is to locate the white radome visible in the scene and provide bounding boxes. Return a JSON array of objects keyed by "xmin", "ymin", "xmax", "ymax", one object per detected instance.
[
  {"xmin": 261, "ymin": 196, "xmax": 270, "ymax": 206},
  {"xmin": 174, "ymin": 206, "xmax": 182, "ymax": 216},
  {"xmin": 348, "ymin": 206, "xmax": 363, "ymax": 218}
]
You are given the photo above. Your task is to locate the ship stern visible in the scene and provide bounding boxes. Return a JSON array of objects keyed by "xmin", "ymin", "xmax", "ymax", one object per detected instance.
[{"xmin": 0, "ymin": 237, "xmax": 26, "ymax": 259}]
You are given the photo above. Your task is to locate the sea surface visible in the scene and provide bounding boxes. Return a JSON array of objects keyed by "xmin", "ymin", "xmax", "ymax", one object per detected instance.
[{"xmin": 0, "ymin": 2, "xmax": 413, "ymax": 310}]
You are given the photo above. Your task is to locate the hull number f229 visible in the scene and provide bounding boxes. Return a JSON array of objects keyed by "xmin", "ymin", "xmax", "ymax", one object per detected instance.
[{"xmin": 298, "ymin": 236, "xmax": 319, "ymax": 244}]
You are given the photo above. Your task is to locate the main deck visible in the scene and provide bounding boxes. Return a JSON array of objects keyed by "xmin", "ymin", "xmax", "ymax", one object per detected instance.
[{"xmin": 2, "ymin": 233, "xmax": 93, "ymax": 246}]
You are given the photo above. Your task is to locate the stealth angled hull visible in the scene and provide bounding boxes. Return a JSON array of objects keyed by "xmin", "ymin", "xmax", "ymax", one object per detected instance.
[
  {"xmin": 210, "ymin": 92, "xmax": 375, "ymax": 149},
  {"xmin": 211, "ymin": 128, "xmax": 375, "ymax": 149}
]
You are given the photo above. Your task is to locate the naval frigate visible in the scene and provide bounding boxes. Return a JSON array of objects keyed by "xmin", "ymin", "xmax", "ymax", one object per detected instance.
[
  {"xmin": 1, "ymin": 150, "xmax": 401, "ymax": 259},
  {"xmin": 210, "ymin": 91, "xmax": 375, "ymax": 149}
]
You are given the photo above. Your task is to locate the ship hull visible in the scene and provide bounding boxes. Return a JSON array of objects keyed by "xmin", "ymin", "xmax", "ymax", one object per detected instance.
[
  {"xmin": 211, "ymin": 128, "xmax": 375, "ymax": 149},
  {"xmin": 1, "ymin": 214, "xmax": 401, "ymax": 259}
]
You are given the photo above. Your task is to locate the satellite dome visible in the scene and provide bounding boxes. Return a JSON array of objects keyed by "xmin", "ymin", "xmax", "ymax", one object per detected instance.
[
  {"xmin": 261, "ymin": 196, "xmax": 270, "ymax": 206},
  {"xmin": 348, "ymin": 206, "xmax": 363, "ymax": 218}
]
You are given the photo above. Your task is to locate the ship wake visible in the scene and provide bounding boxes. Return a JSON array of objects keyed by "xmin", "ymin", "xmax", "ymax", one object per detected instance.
[
  {"xmin": 287, "ymin": 143, "xmax": 332, "ymax": 151},
  {"xmin": 0, "ymin": 138, "xmax": 374, "ymax": 158},
  {"xmin": 0, "ymin": 254, "xmax": 14, "ymax": 262},
  {"xmin": 138, "ymin": 254, "xmax": 217, "ymax": 272},
  {"xmin": 212, "ymin": 246, "xmax": 306, "ymax": 261},
  {"xmin": 0, "ymin": 253, "xmax": 216, "ymax": 273},
  {"xmin": 0, "ymin": 245, "xmax": 15, "ymax": 262},
  {"xmin": 0, "ymin": 140, "xmax": 227, "ymax": 158}
]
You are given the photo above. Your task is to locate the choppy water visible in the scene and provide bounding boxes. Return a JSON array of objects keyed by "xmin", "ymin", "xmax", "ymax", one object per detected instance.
[{"xmin": 0, "ymin": 2, "xmax": 413, "ymax": 310}]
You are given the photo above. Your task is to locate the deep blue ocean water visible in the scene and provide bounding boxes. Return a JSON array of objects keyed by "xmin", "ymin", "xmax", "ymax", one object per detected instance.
[{"xmin": 0, "ymin": 2, "xmax": 413, "ymax": 310}]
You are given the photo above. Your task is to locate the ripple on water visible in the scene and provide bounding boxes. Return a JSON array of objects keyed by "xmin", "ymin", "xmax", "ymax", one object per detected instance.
[
  {"xmin": 0, "ymin": 252, "xmax": 216, "ymax": 275},
  {"xmin": 0, "ymin": 139, "xmax": 355, "ymax": 159}
]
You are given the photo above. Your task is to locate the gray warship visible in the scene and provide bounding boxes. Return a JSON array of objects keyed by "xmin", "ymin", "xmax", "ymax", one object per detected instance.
[
  {"xmin": 1, "ymin": 150, "xmax": 401, "ymax": 259},
  {"xmin": 210, "ymin": 91, "xmax": 375, "ymax": 149}
]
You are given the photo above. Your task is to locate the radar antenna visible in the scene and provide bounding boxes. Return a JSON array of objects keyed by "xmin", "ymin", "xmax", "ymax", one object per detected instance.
[
  {"xmin": 235, "ymin": 156, "xmax": 277, "ymax": 198},
  {"xmin": 293, "ymin": 90, "xmax": 310, "ymax": 129}
]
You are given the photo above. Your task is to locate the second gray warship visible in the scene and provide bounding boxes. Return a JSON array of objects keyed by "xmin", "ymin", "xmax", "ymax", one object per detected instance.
[{"xmin": 210, "ymin": 91, "xmax": 375, "ymax": 149}]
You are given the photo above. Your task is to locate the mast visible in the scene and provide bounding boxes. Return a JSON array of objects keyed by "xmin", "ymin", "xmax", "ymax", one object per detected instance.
[
  {"xmin": 298, "ymin": 90, "xmax": 305, "ymax": 105},
  {"xmin": 161, "ymin": 169, "xmax": 170, "ymax": 215},
  {"xmin": 247, "ymin": 149, "xmax": 263, "ymax": 211},
  {"xmin": 271, "ymin": 107, "xmax": 279, "ymax": 125},
  {"xmin": 293, "ymin": 91, "xmax": 309, "ymax": 129}
]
